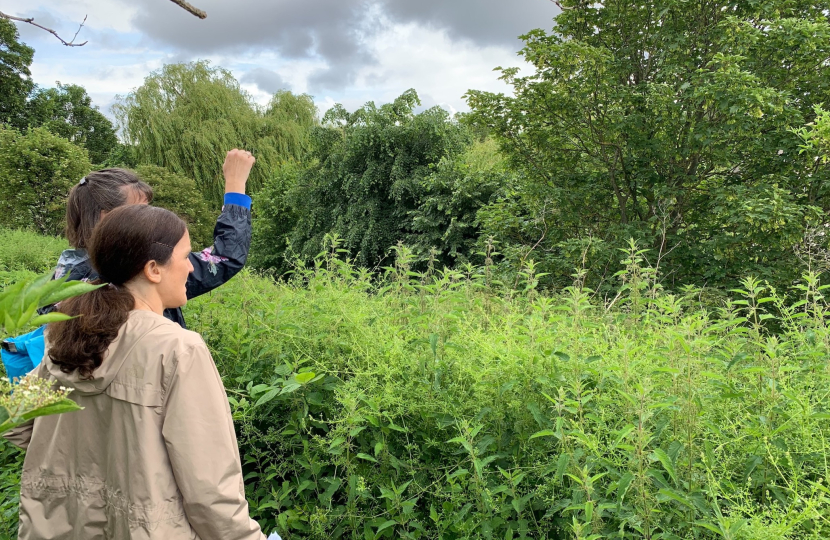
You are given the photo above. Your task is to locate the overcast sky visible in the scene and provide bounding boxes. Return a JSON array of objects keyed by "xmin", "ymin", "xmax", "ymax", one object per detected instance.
[{"xmin": 3, "ymin": 0, "xmax": 559, "ymax": 118}]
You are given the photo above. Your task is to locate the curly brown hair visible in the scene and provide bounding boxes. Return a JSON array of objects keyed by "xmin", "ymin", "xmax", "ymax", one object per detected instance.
[{"xmin": 48, "ymin": 205, "xmax": 186, "ymax": 379}]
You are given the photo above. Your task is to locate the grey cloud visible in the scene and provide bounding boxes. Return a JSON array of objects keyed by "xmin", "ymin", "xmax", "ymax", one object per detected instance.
[
  {"xmin": 130, "ymin": 0, "xmax": 557, "ymax": 91},
  {"xmin": 241, "ymin": 68, "xmax": 288, "ymax": 94},
  {"xmin": 132, "ymin": 0, "xmax": 368, "ymax": 57},
  {"xmin": 381, "ymin": 0, "xmax": 558, "ymax": 47}
]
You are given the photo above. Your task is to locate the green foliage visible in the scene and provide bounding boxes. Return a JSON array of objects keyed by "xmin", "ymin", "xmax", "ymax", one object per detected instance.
[
  {"xmin": 0, "ymin": 19, "xmax": 34, "ymax": 128},
  {"xmin": 0, "ymin": 271, "xmax": 88, "ymax": 540},
  {"xmin": 411, "ymin": 138, "xmax": 507, "ymax": 266},
  {"xmin": 0, "ymin": 266, "xmax": 99, "ymax": 540},
  {"xmin": 114, "ymin": 61, "xmax": 317, "ymax": 204},
  {"xmin": 281, "ymin": 90, "xmax": 470, "ymax": 268},
  {"xmin": 0, "ymin": 251, "xmax": 98, "ymax": 537},
  {"xmin": 134, "ymin": 165, "xmax": 215, "ymax": 248},
  {"xmin": 250, "ymin": 162, "xmax": 302, "ymax": 272},
  {"xmin": 0, "ymin": 271, "xmax": 101, "ymax": 336},
  {"xmin": 466, "ymin": 0, "xmax": 830, "ymax": 292},
  {"xmin": 0, "ymin": 126, "xmax": 92, "ymax": 236},
  {"xmin": 0, "ymin": 440, "xmax": 22, "ymax": 539},
  {"xmin": 0, "ymin": 269, "xmax": 96, "ymax": 447},
  {"xmin": 0, "ymin": 228, "xmax": 67, "ymax": 274},
  {"xmin": 0, "ymin": 377, "xmax": 80, "ymax": 434},
  {"xmin": 181, "ymin": 246, "xmax": 830, "ymax": 539},
  {"xmin": 102, "ymin": 143, "xmax": 139, "ymax": 169},
  {"xmin": 26, "ymin": 83, "xmax": 119, "ymax": 165},
  {"xmin": 795, "ymin": 104, "xmax": 830, "ymax": 165},
  {"xmin": 1, "ymin": 231, "xmax": 829, "ymax": 537}
]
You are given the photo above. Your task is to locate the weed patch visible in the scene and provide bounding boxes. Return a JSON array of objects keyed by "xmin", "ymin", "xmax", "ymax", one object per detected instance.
[
  {"xmin": 0, "ymin": 231, "xmax": 828, "ymax": 539},
  {"xmin": 182, "ymin": 248, "xmax": 830, "ymax": 539}
]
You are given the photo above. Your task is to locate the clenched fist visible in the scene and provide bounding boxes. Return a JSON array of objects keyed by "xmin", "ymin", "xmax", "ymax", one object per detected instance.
[{"xmin": 223, "ymin": 149, "xmax": 256, "ymax": 194}]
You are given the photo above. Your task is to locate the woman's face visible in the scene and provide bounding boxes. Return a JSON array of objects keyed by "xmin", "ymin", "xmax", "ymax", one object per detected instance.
[{"xmin": 157, "ymin": 230, "xmax": 194, "ymax": 309}]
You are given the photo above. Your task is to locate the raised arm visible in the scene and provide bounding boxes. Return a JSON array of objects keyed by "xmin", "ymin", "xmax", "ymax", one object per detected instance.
[{"xmin": 185, "ymin": 149, "xmax": 256, "ymax": 299}]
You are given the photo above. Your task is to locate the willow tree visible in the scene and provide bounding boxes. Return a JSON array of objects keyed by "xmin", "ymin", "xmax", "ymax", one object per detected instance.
[{"xmin": 113, "ymin": 61, "xmax": 317, "ymax": 204}]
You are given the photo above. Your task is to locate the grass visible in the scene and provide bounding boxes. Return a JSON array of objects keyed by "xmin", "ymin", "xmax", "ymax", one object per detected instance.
[
  {"xmin": 0, "ymin": 228, "xmax": 66, "ymax": 274},
  {"xmin": 1, "ymin": 230, "xmax": 829, "ymax": 539}
]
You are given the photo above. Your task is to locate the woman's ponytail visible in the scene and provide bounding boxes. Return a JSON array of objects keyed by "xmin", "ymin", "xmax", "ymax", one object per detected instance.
[{"xmin": 48, "ymin": 282, "xmax": 134, "ymax": 379}]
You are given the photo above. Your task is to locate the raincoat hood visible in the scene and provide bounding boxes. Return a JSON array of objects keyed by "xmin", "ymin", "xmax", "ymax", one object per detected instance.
[
  {"xmin": 53, "ymin": 248, "xmax": 90, "ymax": 280},
  {"xmin": 44, "ymin": 310, "xmax": 165, "ymax": 396}
]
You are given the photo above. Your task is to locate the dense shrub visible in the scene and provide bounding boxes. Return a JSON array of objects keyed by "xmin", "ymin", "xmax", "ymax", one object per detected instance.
[
  {"xmin": 250, "ymin": 162, "xmax": 302, "ymax": 273},
  {"xmin": 0, "ymin": 127, "xmax": 91, "ymax": 236},
  {"xmin": 0, "ymin": 441, "xmax": 22, "ymax": 539},
  {"xmin": 134, "ymin": 165, "xmax": 216, "ymax": 248},
  {"xmin": 272, "ymin": 90, "xmax": 470, "ymax": 270},
  {"xmin": 411, "ymin": 138, "xmax": 507, "ymax": 266},
  {"xmin": 2, "ymin": 230, "xmax": 828, "ymax": 539},
  {"xmin": 182, "ymin": 246, "xmax": 830, "ymax": 540}
]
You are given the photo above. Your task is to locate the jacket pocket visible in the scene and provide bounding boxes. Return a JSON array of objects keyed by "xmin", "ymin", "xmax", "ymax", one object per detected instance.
[{"xmin": 106, "ymin": 378, "xmax": 164, "ymax": 408}]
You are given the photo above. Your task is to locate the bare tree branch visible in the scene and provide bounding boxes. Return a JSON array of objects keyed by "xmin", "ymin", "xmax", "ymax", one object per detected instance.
[
  {"xmin": 69, "ymin": 15, "xmax": 87, "ymax": 45},
  {"xmin": 169, "ymin": 0, "xmax": 207, "ymax": 19},
  {"xmin": 0, "ymin": 11, "xmax": 88, "ymax": 47},
  {"xmin": 1, "ymin": 0, "xmax": 206, "ymax": 47}
]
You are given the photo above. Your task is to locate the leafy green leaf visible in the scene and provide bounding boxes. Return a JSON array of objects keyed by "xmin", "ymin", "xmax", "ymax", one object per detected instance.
[{"xmin": 295, "ymin": 371, "xmax": 316, "ymax": 384}]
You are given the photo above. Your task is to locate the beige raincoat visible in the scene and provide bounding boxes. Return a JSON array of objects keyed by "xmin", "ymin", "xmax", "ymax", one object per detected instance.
[{"xmin": 4, "ymin": 310, "xmax": 266, "ymax": 540}]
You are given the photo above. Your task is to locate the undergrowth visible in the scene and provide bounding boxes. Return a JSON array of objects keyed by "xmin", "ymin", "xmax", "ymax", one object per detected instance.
[
  {"xmin": 185, "ymin": 239, "xmax": 830, "ymax": 539},
  {"xmin": 0, "ymin": 231, "xmax": 828, "ymax": 539},
  {"xmin": 0, "ymin": 228, "xmax": 66, "ymax": 274}
]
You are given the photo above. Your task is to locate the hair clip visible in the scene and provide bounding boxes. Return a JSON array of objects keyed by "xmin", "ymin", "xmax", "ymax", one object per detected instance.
[
  {"xmin": 79, "ymin": 177, "xmax": 87, "ymax": 185},
  {"xmin": 153, "ymin": 241, "xmax": 174, "ymax": 250}
]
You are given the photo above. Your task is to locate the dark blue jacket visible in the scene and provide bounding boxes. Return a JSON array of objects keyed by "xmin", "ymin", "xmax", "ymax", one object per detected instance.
[{"xmin": 43, "ymin": 198, "xmax": 252, "ymax": 328}]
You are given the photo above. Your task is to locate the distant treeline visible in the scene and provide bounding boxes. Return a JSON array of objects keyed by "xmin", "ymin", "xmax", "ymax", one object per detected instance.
[{"xmin": 2, "ymin": 0, "xmax": 830, "ymax": 297}]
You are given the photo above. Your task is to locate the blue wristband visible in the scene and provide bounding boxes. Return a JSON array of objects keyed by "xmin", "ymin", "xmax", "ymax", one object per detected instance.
[{"xmin": 223, "ymin": 192, "xmax": 251, "ymax": 209}]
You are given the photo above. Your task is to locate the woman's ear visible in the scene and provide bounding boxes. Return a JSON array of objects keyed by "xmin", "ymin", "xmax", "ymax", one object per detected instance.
[{"xmin": 143, "ymin": 260, "xmax": 162, "ymax": 284}]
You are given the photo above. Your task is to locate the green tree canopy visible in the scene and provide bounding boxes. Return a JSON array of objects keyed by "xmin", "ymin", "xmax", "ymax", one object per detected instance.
[
  {"xmin": 133, "ymin": 165, "xmax": 215, "ymax": 248},
  {"xmin": 0, "ymin": 18, "xmax": 34, "ymax": 128},
  {"xmin": 466, "ymin": 0, "xmax": 830, "ymax": 291},
  {"xmin": 0, "ymin": 126, "xmax": 92, "ymax": 236},
  {"xmin": 410, "ymin": 137, "xmax": 507, "ymax": 265},
  {"xmin": 113, "ymin": 61, "xmax": 317, "ymax": 205},
  {"xmin": 281, "ymin": 90, "xmax": 470, "ymax": 268},
  {"xmin": 26, "ymin": 83, "xmax": 119, "ymax": 164}
]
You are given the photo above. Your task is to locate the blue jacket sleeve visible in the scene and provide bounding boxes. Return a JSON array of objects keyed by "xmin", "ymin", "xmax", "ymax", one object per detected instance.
[{"xmin": 185, "ymin": 200, "xmax": 252, "ymax": 300}]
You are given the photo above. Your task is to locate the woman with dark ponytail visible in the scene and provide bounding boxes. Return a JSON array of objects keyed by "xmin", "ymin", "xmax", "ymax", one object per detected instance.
[{"xmin": 5, "ymin": 205, "xmax": 268, "ymax": 540}]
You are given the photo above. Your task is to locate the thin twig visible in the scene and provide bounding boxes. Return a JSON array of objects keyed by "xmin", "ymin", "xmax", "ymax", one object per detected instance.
[
  {"xmin": 168, "ymin": 0, "xmax": 207, "ymax": 19},
  {"xmin": 0, "ymin": 11, "xmax": 88, "ymax": 47},
  {"xmin": 69, "ymin": 15, "xmax": 87, "ymax": 45}
]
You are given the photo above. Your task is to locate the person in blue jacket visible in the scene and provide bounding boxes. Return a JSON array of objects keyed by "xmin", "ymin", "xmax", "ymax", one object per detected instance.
[{"xmin": 44, "ymin": 149, "xmax": 256, "ymax": 328}]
